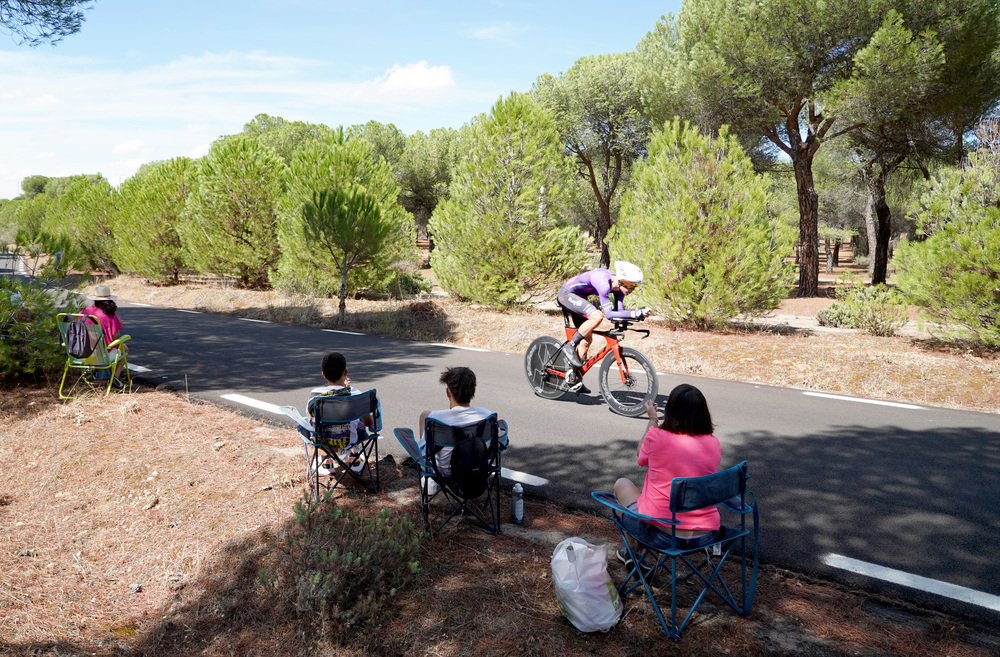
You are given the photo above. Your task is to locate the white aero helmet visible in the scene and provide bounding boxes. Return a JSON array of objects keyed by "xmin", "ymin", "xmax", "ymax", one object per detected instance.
[{"xmin": 614, "ymin": 260, "xmax": 644, "ymax": 286}]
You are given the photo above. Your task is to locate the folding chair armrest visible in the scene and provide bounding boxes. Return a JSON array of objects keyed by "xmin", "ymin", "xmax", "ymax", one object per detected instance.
[
  {"xmin": 591, "ymin": 491, "xmax": 680, "ymax": 526},
  {"xmin": 107, "ymin": 334, "xmax": 131, "ymax": 349},
  {"xmin": 279, "ymin": 405, "xmax": 315, "ymax": 434},
  {"xmin": 722, "ymin": 495, "xmax": 753, "ymax": 514},
  {"xmin": 497, "ymin": 419, "xmax": 509, "ymax": 452},
  {"xmin": 393, "ymin": 427, "xmax": 432, "ymax": 470}
]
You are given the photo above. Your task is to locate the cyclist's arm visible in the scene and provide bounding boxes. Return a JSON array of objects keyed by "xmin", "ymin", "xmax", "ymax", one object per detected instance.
[{"xmin": 595, "ymin": 279, "xmax": 642, "ymax": 320}]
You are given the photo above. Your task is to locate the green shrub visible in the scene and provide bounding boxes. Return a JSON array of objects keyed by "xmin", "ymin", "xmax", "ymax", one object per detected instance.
[
  {"xmin": 386, "ymin": 270, "xmax": 432, "ymax": 297},
  {"xmin": 817, "ymin": 280, "xmax": 908, "ymax": 337},
  {"xmin": 893, "ymin": 148, "xmax": 1000, "ymax": 347},
  {"xmin": 0, "ymin": 278, "xmax": 66, "ymax": 380},
  {"xmin": 612, "ymin": 119, "xmax": 795, "ymax": 327},
  {"xmin": 429, "ymin": 92, "xmax": 588, "ymax": 305},
  {"xmin": 262, "ymin": 493, "xmax": 423, "ymax": 643}
]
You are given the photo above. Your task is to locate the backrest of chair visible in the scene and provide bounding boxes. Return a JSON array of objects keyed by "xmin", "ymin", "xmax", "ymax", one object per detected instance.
[
  {"xmin": 425, "ymin": 413, "xmax": 499, "ymax": 498},
  {"xmin": 670, "ymin": 460, "xmax": 748, "ymax": 514},
  {"xmin": 313, "ymin": 389, "xmax": 380, "ymax": 431},
  {"xmin": 424, "ymin": 413, "xmax": 499, "ymax": 451},
  {"xmin": 57, "ymin": 313, "xmax": 110, "ymax": 364}
]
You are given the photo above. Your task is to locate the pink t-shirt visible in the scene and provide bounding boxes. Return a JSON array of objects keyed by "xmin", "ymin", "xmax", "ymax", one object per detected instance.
[
  {"xmin": 636, "ymin": 427, "xmax": 722, "ymax": 531},
  {"xmin": 81, "ymin": 305, "xmax": 123, "ymax": 349}
]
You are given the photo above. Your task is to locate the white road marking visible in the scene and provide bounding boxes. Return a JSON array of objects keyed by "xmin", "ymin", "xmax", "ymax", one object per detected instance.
[
  {"xmin": 127, "ymin": 363, "xmax": 151, "ymax": 373},
  {"xmin": 220, "ymin": 393, "xmax": 284, "ymax": 415},
  {"xmin": 128, "ymin": 302, "xmax": 152, "ymax": 307},
  {"xmin": 221, "ymin": 394, "xmax": 551, "ymax": 486},
  {"xmin": 176, "ymin": 309, "xmax": 201, "ymax": 314},
  {"xmin": 501, "ymin": 468, "xmax": 549, "ymax": 486},
  {"xmin": 239, "ymin": 318, "xmax": 271, "ymax": 324},
  {"xmin": 824, "ymin": 554, "xmax": 1000, "ymax": 612},
  {"xmin": 804, "ymin": 392, "xmax": 924, "ymax": 410},
  {"xmin": 323, "ymin": 328, "xmax": 365, "ymax": 336},
  {"xmin": 431, "ymin": 343, "xmax": 490, "ymax": 352}
]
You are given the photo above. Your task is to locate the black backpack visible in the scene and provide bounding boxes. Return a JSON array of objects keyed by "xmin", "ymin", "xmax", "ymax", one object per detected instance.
[
  {"xmin": 449, "ymin": 429, "xmax": 490, "ymax": 499},
  {"xmin": 66, "ymin": 318, "xmax": 95, "ymax": 359}
]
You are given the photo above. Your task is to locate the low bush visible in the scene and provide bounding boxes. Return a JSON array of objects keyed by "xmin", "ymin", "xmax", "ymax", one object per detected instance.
[
  {"xmin": 261, "ymin": 493, "xmax": 424, "ymax": 644},
  {"xmin": 388, "ymin": 269, "xmax": 432, "ymax": 297},
  {"xmin": 817, "ymin": 280, "xmax": 908, "ymax": 337},
  {"xmin": 0, "ymin": 278, "xmax": 66, "ymax": 380}
]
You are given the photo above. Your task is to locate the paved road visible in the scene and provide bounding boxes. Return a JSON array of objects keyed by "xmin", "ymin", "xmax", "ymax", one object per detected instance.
[{"xmin": 117, "ymin": 301, "xmax": 1000, "ymax": 624}]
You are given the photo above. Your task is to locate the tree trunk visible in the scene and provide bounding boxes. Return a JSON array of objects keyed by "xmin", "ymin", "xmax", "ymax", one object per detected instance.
[
  {"xmin": 338, "ymin": 268, "xmax": 349, "ymax": 318},
  {"xmin": 832, "ymin": 240, "xmax": 841, "ymax": 267},
  {"xmin": 824, "ymin": 239, "xmax": 833, "ymax": 273},
  {"xmin": 868, "ymin": 169, "xmax": 892, "ymax": 286},
  {"xmin": 792, "ymin": 155, "xmax": 820, "ymax": 297},
  {"xmin": 863, "ymin": 188, "xmax": 876, "ymax": 263}
]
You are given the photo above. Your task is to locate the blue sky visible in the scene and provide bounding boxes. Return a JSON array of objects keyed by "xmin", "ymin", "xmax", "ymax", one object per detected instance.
[{"xmin": 0, "ymin": 0, "xmax": 682, "ymax": 200}]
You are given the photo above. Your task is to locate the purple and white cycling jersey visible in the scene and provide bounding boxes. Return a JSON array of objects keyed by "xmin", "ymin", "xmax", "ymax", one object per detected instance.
[{"xmin": 558, "ymin": 269, "xmax": 634, "ymax": 320}]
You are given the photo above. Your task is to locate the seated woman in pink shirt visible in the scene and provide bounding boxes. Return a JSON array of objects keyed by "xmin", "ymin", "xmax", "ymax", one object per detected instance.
[
  {"xmin": 613, "ymin": 383, "xmax": 721, "ymax": 570},
  {"xmin": 80, "ymin": 284, "xmax": 128, "ymax": 385}
]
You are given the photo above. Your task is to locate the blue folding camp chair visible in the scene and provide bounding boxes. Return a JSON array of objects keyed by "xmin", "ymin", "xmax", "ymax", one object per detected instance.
[
  {"xmin": 592, "ymin": 460, "xmax": 759, "ymax": 640},
  {"xmin": 394, "ymin": 414, "xmax": 508, "ymax": 535},
  {"xmin": 280, "ymin": 389, "xmax": 381, "ymax": 500},
  {"xmin": 56, "ymin": 312, "xmax": 131, "ymax": 399}
]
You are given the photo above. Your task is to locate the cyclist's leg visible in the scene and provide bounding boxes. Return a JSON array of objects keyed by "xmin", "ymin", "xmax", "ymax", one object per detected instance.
[{"xmin": 557, "ymin": 289, "xmax": 601, "ymax": 363}]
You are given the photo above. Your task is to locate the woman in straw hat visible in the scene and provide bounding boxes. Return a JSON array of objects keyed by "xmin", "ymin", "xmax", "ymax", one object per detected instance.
[{"xmin": 80, "ymin": 284, "xmax": 128, "ymax": 385}]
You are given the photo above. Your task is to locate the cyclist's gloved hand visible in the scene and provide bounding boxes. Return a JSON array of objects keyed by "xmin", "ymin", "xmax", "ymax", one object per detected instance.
[{"xmin": 631, "ymin": 307, "xmax": 650, "ymax": 320}]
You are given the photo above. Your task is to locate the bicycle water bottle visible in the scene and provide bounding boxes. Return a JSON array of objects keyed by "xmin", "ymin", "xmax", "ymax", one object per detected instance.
[{"xmin": 511, "ymin": 483, "xmax": 524, "ymax": 524}]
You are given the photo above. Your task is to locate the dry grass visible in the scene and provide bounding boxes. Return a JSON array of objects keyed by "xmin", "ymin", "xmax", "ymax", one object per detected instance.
[{"xmin": 1, "ymin": 389, "xmax": 996, "ymax": 656}]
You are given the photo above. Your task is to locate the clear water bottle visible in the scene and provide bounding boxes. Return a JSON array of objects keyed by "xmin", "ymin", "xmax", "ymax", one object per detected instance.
[{"xmin": 511, "ymin": 483, "xmax": 524, "ymax": 524}]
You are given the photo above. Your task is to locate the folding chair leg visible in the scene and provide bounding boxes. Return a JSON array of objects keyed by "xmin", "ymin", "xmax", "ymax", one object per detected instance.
[{"xmin": 58, "ymin": 362, "xmax": 73, "ymax": 400}]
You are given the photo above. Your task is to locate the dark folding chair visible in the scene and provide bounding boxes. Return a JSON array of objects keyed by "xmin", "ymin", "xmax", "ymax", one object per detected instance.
[
  {"xmin": 280, "ymin": 389, "xmax": 381, "ymax": 501},
  {"xmin": 394, "ymin": 414, "xmax": 508, "ymax": 535},
  {"xmin": 592, "ymin": 460, "xmax": 759, "ymax": 640}
]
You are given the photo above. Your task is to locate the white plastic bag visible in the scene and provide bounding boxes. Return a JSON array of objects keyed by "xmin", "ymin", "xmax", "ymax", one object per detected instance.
[{"xmin": 551, "ymin": 537, "xmax": 622, "ymax": 632}]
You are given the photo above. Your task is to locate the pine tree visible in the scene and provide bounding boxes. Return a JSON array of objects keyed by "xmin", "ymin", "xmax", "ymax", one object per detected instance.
[
  {"xmin": 613, "ymin": 119, "xmax": 795, "ymax": 327},
  {"xmin": 429, "ymin": 92, "xmax": 588, "ymax": 306}
]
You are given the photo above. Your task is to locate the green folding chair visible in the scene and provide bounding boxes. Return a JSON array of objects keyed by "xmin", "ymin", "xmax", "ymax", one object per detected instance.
[{"xmin": 56, "ymin": 312, "xmax": 131, "ymax": 399}]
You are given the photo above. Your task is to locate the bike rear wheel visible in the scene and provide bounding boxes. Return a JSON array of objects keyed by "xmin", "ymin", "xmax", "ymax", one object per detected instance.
[
  {"xmin": 524, "ymin": 336, "xmax": 569, "ymax": 400},
  {"xmin": 598, "ymin": 347, "xmax": 658, "ymax": 417}
]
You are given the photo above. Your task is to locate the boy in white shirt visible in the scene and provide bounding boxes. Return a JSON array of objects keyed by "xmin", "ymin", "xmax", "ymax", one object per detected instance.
[{"xmin": 418, "ymin": 366, "xmax": 492, "ymax": 476}]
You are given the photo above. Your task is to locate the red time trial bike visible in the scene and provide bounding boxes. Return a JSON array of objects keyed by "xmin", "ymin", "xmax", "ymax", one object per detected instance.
[{"xmin": 524, "ymin": 310, "xmax": 658, "ymax": 417}]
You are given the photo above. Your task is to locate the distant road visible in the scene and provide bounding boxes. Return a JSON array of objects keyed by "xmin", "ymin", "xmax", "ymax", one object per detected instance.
[{"xmin": 117, "ymin": 300, "xmax": 1000, "ymax": 625}]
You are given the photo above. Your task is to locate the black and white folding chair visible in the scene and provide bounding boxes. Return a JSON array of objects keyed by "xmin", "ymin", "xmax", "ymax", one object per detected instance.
[
  {"xmin": 394, "ymin": 414, "xmax": 508, "ymax": 535},
  {"xmin": 281, "ymin": 389, "xmax": 381, "ymax": 500}
]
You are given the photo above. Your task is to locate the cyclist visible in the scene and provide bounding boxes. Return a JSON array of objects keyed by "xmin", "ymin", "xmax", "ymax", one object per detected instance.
[{"xmin": 557, "ymin": 261, "xmax": 649, "ymax": 390}]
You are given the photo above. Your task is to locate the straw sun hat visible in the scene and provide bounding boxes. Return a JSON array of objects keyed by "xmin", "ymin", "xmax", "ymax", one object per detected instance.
[{"xmin": 89, "ymin": 284, "xmax": 117, "ymax": 301}]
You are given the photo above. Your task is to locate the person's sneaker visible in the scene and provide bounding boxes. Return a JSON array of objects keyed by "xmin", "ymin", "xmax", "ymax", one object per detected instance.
[
  {"xmin": 315, "ymin": 458, "xmax": 334, "ymax": 476},
  {"xmin": 112, "ymin": 376, "xmax": 126, "ymax": 390},
  {"xmin": 616, "ymin": 546, "xmax": 654, "ymax": 578},
  {"xmin": 348, "ymin": 451, "xmax": 366, "ymax": 473},
  {"xmin": 560, "ymin": 343, "xmax": 583, "ymax": 368}
]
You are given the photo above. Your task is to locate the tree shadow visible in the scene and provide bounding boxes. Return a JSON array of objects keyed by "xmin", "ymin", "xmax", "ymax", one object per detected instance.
[{"xmin": 506, "ymin": 422, "xmax": 1000, "ymax": 611}]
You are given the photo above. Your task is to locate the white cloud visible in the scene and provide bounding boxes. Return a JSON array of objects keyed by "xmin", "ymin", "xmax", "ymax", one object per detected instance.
[
  {"xmin": 352, "ymin": 61, "xmax": 456, "ymax": 103},
  {"xmin": 112, "ymin": 140, "xmax": 144, "ymax": 155},
  {"xmin": 189, "ymin": 143, "xmax": 211, "ymax": 158},
  {"xmin": 0, "ymin": 49, "xmax": 494, "ymax": 199}
]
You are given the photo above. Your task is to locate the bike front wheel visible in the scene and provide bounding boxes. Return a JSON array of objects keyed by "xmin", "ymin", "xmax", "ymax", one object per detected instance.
[
  {"xmin": 524, "ymin": 336, "xmax": 568, "ymax": 400},
  {"xmin": 598, "ymin": 347, "xmax": 658, "ymax": 417}
]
